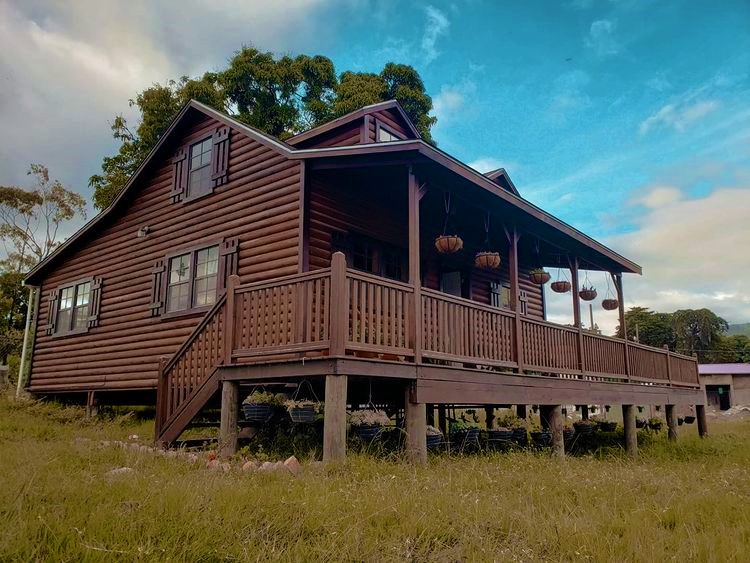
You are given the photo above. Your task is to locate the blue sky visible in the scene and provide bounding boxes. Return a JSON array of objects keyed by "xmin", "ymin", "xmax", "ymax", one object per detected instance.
[{"xmin": 1, "ymin": 0, "xmax": 749, "ymax": 330}]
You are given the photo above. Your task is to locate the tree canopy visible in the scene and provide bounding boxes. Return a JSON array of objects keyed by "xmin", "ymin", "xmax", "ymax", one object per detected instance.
[{"xmin": 90, "ymin": 48, "xmax": 436, "ymax": 209}]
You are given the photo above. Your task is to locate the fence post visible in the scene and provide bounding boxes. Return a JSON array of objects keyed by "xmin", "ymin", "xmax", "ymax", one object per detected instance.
[
  {"xmin": 330, "ymin": 252, "xmax": 348, "ymax": 356},
  {"xmin": 224, "ymin": 275, "xmax": 240, "ymax": 366},
  {"xmin": 154, "ymin": 356, "xmax": 168, "ymax": 441}
]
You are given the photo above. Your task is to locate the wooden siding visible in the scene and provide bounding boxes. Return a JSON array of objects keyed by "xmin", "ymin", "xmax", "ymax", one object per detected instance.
[
  {"xmin": 292, "ymin": 120, "xmax": 364, "ymax": 149},
  {"xmin": 366, "ymin": 109, "xmax": 412, "ymax": 142},
  {"xmin": 29, "ymin": 114, "xmax": 301, "ymax": 393}
]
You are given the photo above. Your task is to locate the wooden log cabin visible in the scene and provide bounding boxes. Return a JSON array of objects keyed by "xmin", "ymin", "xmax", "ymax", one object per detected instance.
[{"xmin": 22, "ymin": 99, "xmax": 707, "ymax": 460}]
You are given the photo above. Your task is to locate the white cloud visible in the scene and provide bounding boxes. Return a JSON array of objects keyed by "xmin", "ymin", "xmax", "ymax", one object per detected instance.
[
  {"xmin": 432, "ymin": 78, "xmax": 476, "ymax": 122},
  {"xmin": 467, "ymin": 157, "xmax": 520, "ymax": 175},
  {"xmin": 646, "ymin": 74, "xmax": 672, "ymax": 92},
  {"xmin": 421, "ymin": 5, "xmax": 450, "ymax": 64},
  {"xmin": 629, "ymin": 185, "xmax": 683, "ymax": 208},
  {"xmin": 639, "ymin": 100, "xmax": 720, "ymax": 135},
  {"xmin": 547, "ymin": 70, "xmax": 592, "ymax": 123},
  {"xmin": 584, "ymin": 19, "xmax": 622, "ymax": 57}
]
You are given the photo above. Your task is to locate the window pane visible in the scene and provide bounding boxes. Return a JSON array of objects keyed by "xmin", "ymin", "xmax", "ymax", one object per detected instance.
[
  {"xmin": 73, "ymin": 305, "xmax": 89, "ymax": 330},
  {"xmin": 57, "ymin": 309, "xmax": 71, "ymax": 332},
  {"xmin": 169, "ymin": 254, "xmax": 191, "ymax": 284},
  {"xmin": 59, "ymin": 286, "xmax": 75, "ymax": 311},
  {"xmin": 378, "ymin": 128, "xmax": 400, "ymax": 142},
  {"xmin": 167, "ymin": 283, "xmax": 190, "ymax": 312},
  {"xmin": 75, "ymin": 282, "xmax": 91, "ymax": 306},
  {"xmin": 193, "ymin": 245, "xmax": 219, "ymax": 307}
]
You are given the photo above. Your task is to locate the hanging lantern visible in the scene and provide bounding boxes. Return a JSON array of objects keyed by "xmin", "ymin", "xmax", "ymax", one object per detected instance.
[
  {"xmin": 435, "ymin": 192, "xmax": 463, "ymax": 254},
  {"xmin": 529, "ymin": 268, "xmax": 551, "ymax": 285},
  {"xmin": 474, "ymin": 213, "xmax": 500, "ymax": 269},
  {"xmin": 602, "ymin": 298, "xmax": 619, "ymax": 310}
]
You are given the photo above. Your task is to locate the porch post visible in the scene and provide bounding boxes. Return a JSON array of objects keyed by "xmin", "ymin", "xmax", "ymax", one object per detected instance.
[
  {"xmin": 613, "ymin": 273, "xmax": 630, "ymax": 380},
  {"xmin": 569, "ymin": 257, "xmax": 584, "ymax": 374},
  {"xmin": 438, "ymin": 405, "xmax": 448, "ymax": 436},
  {"xmin": 550, "ymin": 405, "xmax": 565, "ymax": 458},
  {"xmin": 696, "ymin": 404, "xmax": 708, "ymax": 438},
  {"xmin": 622, "ymin": 404, "xmax": 637, "ymax": 456},
  {"xmin": 16, "ymin": 286, "xmax": 39, "ymax": 398},
  {"xmin": 408, "ymin": 167, "xmax": 422, "ymax": 363},
  {"xmin": 329, "ymin": 252, "xmax": 348, "ymax": 356},
  {"xmin": 665, "ymin": 404, "xmax": 678, "ymax": 442},
  {"xmin": 579, "ymin": 405, "xmax": 589, "ymax": 420},
  {"xmin": 224, "ymin": 274, "xmax": 240, "ymax": 366},
  {"xmin": 508, "ymin": 227, "xmax": 524, "ymax": 372},
  {"xmin": 323, "ymin": 374, "xmax": 348, "ymax": 462},
  {"xmin": 219, "ymin": 380, "xmax": 240, "ymax": 458},
  {"xmin": 404, "ymin": 382, "xmax": 427, "ymax": 464},
  {"xmin": 485, "ymin": 406, "xmax": 495, "ymax": 430}
]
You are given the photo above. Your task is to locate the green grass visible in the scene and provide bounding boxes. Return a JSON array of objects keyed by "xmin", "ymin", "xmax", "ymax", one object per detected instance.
[{"xmin": 2, "ymin": 391, "xmax": 750, "ymax": 561}]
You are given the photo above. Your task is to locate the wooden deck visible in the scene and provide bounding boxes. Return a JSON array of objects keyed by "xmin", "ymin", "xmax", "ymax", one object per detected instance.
[{"xmin": 154, "ymin": 254, "xmax": 702, "ymax": 444}]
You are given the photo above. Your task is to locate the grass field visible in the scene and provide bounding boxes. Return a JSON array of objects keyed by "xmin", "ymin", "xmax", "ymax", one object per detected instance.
[{"xmin": 1, "ymin": 391, "xmax": 749, "ymax": 562}]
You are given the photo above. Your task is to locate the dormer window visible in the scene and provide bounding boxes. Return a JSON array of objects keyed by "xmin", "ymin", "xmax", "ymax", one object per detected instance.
[
  {"xmin": 187, "ymin": 137, "xmax": 213, "ymax": 198},
  {"xmin": 376, "ymin": 121, "xmax": 403, "ymax": 142}
]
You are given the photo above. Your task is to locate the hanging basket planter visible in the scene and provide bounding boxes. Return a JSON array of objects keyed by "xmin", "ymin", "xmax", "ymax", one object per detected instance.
[
  {"xmin": 435, "ymin": 234, "xmax": 463, "ymax": 254},
  {"xmin": 602, "ymin": 298, "xmax": 619, "ymax": 311},
  {"xmin": 529, "ymin": 268, "xmax": 551, "ymax": 285},
  {"xmin": 475, "ymin": 251, "xmax": 501, "ymax": 270},
  {"xmin": 579, "ymin": 286, "xmax": 597, "ymax": 301},
  {"xmin": 551, "ymin": 280, "xmax": 571, "ymax": 294}
]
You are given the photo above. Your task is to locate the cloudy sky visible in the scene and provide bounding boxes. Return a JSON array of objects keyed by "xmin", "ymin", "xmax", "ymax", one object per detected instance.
[{"xmin": 1, "ymin": 0, "xmax": 749, "ymax": 332}]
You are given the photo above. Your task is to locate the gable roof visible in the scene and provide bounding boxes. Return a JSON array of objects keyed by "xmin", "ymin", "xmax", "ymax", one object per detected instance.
[
  {"xmin": 483, "ymin": 168, "xmax": 520, "ymax": 196},
  {"xmin": 285, "ymin": 99, "xmax": 420, "ymax": 146},
  {"xmin": 25, "ymin": 99, "xmax": 640, "ymax": 285}
]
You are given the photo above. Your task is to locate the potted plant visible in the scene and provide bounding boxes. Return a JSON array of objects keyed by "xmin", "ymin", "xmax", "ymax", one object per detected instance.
[
  {"xmin": 529, "ymin": 423, "xmax": 552, "ymax": 447},
  {"xmin": 285, "ymin": 399, "xmax": 318, "ymax": 423},
  {"xmin": 647, "ymin": 417, "xmax": 663, "ymax": 431},
  {"xmin": 450, "ymin": 420, "xmax": 481, "ymax": 450},
  {"xmin": 242, "ymin": 390, "xmax": 281, "ymax": 422},
  {"xmin": 677, "ymin": 417, "xmax": 684, "ymax": 426},
  {"xmin": 551, "ymin": 280, "xmax": 571, "ymax": 293},
  {"xmin": 684, "ymin": 415, "xmax": 696, "ymax": 424},
  {"xmin": 475, "ymin": 251, "xmax": 501, "ymax": 270},
  {"xmin": 602, "ymin": 298, "xmax": 619, "ymax": 310},
  {"xmin": 573, "ymin": 419, "xmax": 597, "ymax": 436},
  {"xmin": 579, "ymin": 285, "xmax": 597, "ymax": 301},
  {"xmin": 563, "ymin": 425, "xmax": 574, "ymax": 443},
  {"xmin": 426, "ymin": 425, "xmax": 444, "ymax": 449},
  {"xmin": 349, "ymin": 408, "xmax": 390, "ymax": 442},
  {"xmin": 593, "ymin": 417, "xmax": 617, "ymax": 432},
  {"xmin": 435, "ymin": 234, "xmax": 463, "ymax": 254},
  {"xmin": 529, "ymin": 268, "xmax": 551, "ymax": 285}
]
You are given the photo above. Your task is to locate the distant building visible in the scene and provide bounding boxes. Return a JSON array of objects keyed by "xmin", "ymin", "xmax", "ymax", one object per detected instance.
[{"xmin": 698, "ymin": 363, "xmax": 750, "ymax": 409}]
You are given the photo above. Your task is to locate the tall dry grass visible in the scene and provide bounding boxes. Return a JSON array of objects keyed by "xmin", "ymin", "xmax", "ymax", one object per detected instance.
[{"xmin": 1, "ymin": 391, "xmax": 749, "ymax": 561}]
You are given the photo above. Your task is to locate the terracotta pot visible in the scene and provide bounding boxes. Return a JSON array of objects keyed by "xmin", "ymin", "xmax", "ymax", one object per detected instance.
[
  {"xmin": 435, "ymin": 235, "xmax": 463, "ymax": 254},
  {"xmin": 529, "ymin": 270, "xmax": 551, "ymax": 285},
  {"xmin": 579, "ymin": 288, "xmax": 597, "ymax": 301},
  {"xmin": 550, "ymin": 280, "xmax": 571, "ymax": 293},
  {"xmin": 602, "ymin": 298, "xmax": 619, "ymax": 310},
  {"xmin": 474, "ymin": 251, "xmax": 501, "ymax": 270}
]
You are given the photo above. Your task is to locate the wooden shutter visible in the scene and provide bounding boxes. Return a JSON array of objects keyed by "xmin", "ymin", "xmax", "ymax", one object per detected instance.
[
  {"xmin": 87, "ymin": 277, "xmax": 103, "ymax": 328},
  {"xmin": 149, "ymin": 260, "xmax": 167, "ymax": 316},
  {"xmin": 219, "ymin": 238, "xmax": 239, "ymax": 289},
  {"xmin": 171, "ymin": 146, "xmax": 188, "ymax": 203},
  {"xmin": 43, "ymin": 289, "xmax": 60, "ymax": 335},
  {"xmin": 211, "ymin": 126, "xmax": 230, "ymax": 187}
]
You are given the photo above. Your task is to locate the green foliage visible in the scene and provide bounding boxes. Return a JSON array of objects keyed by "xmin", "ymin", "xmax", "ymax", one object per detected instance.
[
  {"xmin": 242, "ymin": 390, "xmax": 285, "ymax": 405},
  {"xmin": 707, "ymin": 334, "xmax": 750, "ymax": 363},
  {"xmin": 91, "ymin": 48, "xmax": 436, "ymax": 209},
  {"xmin": 727, "ymin": 322, "xmax": 750, "ymax": 337},
  {"xmin": 619, "ymin": 306, "xmax": 677, "ymax": 349},
  {"xmin": 672, "ymin": 308, "xmax": 728, "ymax": 360}
]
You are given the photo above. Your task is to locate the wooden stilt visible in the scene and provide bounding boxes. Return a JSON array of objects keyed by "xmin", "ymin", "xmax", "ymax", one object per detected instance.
[
  {"xmin": 438, "ymin": 405, "xmax": 448, "ymax": 436},
  {"xmin": 323, "ymin": 374, "xmax": 348, "ymax": 462},
  {"xmin": 539, "ymin": 405, "xmax": 551, "ymax": 430},
  {"xmin": 404, "ymin": 383, "xmax": 427, "ymax": 464},
  {"xmin": 550, "ymin": 405, "xmax": 564, "ymax": 458},
  {"xmin": 580, "ymin": 405, "xmax": 589, "ymax": 420},
  {"xmin": 427, "ymin": 404, "xmax": 435, "ymax": 427},
  {"xmin": 622, "ymin": 404, "xmax": 637, "ymax": 456},
  {"xmin": 85, "ymin": 391, "xmax": 98, "ymax": 419},
  {"xmin": 485, "ymin": 406, "xmax": 495, "ymax": 430},
  {"xmin": 665, "ymin": 404, "xmax": 678, "ymax": 442},
  {"xmin": 219, "ymin": 381, "xmax": 239, "ymax": 459},
  {"xmin": 516, "ymin": 404, "xmax": 527, "ymax": 420},
  {"xmin": 696, "ymin": 404, "xmax": 708, "ymax": 438}
]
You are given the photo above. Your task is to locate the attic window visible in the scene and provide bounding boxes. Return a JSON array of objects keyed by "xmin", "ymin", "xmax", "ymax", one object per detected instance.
[
  {"xmin": 187, "ymin": 137, "xmax": 213, "ymax": 198},
  {"xmin": 376, "ymin": 121, "xmax": 403, "ymax": 142}
]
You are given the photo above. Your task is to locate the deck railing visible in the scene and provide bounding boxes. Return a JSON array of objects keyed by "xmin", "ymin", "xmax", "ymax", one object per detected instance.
[{"xmin": 163, "ymin": 253, "xmax": 699, "ymax": 401}]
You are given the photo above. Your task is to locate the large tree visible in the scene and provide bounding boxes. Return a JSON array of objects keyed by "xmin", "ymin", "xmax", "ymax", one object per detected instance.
[
  {"xmin": 90, "ymin": 48, "xmax": 436, "ymax": 210},
  {"xmin": 672, "ymin": 308, "xmax": 728, "ymax": 361},
  {"xmin": 618, "ymin": 306, "xmax": 676, "ymax": 350}
]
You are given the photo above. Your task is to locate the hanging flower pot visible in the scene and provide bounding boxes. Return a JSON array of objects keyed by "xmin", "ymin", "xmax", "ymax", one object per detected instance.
[
  {"xmin": 475, "ymin": 251, "xmax": 501, "ymax": 269},
  {"xmin": 529, "ymin": 268, "xmax": 551, "ymax": 285},
  {"xmin": 579, "ymin": 286, "xmax": 597, "ymax": 301},
  {"xmin": 602, "ymin": 298, "xmax": 619, "ymax": 311},
  {"xmin": 435, "ymin": 235, "xmax": 463, "ymax": 254},
  {"xmin": 551, "ymin": 280, "xmax": 571, "ymax": 293}
]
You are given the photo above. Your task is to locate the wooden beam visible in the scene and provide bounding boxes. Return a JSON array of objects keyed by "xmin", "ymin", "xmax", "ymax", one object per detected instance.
[
  {"xmin": 696, "ymin": 404, "xmax": 708, "ymax": 438},
  {"xmin": 665, "ymin": 404, "xmax": 678, "ymax": 442},
  {"xmin": 622, "ymin": 404, "xmax": 637, "ymax": 457},
  {"xmin": 549, "ymin": 405, "xmax": 564, "ymax": 458},
  {"xmin": 323, "ymin": 374, "xmax": 348, "ymax": 462},
  {"xmin": 408, "ymin": 166, "xmax": 423, "ymax": 364},
  {"xmin": 219, "ymin": 380, "xmax": 239, "ymax": 459},
  {"xmin": 404, "ymin": 382, "xmax": 427, "ymax": 464},
  {"xmin": 569, "ymin": 256, "xmax": 584, "ymax": 372}
]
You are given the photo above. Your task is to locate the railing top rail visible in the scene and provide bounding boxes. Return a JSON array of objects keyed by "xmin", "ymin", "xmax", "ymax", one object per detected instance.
[
  {"xmin": 627, "ymin": 340, "xmax": 669, "ymax": 354},
  {"xmin": 581, "ymin": 330, "xmax": 628, "ymax": 345},
  {"xmin": 520, "ymin": 315, "xmax": 580, "ymax": 335},
  {"xmin": 421, "ymin": 286, "xmax": 516, "ymax": 318},
  {"xmin": 668, "ymin": 350, "xmax": 699, "ymax": 362},
  {"xmin": 162, "ymin": 292, "xmax": 227, "ymax": 374},
  {"xmin": 346, "ymin": 269, "xmax": 415, "ymax": 292},
  {"xmin": 234, "ymin": 268, "xmax": 332, "ymax": 293}
]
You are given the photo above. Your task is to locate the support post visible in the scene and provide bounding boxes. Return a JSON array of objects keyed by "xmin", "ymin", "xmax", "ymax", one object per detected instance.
[
  {"xmin": 484, "ymin": 406, "xmax": 495, "ymax": 430},
  {"xmin": 224, "ymin": 274, "xmax": 240, "ymax": 366},
  {"xmin": 329, "ymin": 253, "xmax": 348, "ymax": 356},
  {"xmin": 696, "ymin": 404, "xmax": 708, "ymax": 438},
  {"xmin": 516, "ymin": 404, "xmax": 527, "ymax": 420},
  {"xmin": 16, "ymin": 286, "xmax": 38, "ymax": 398},
  {"xmin": 85, "ymin": 391, "xmax": 98, "ymax": 419},
  {"xmin": 404, "ymin": 382, "xmax": 427, "ymax": 464},
  {"xmin": 507, "ymin": 227, "xmax": 524, "ymax": 372},
  {"xmin": 569, "ymin": 257, "xmax": 584, "ymax": 374},
  {"xmin": 323, "ymin": 374, "xmax": 348, "ymax": 462},
  {"xmin": 665, "ymin": 404, "xmax": 678, "ymax": 442},
  {"xmin": 219, "ymin": 380, "xmax": 239, "ymax": 459},
  {"xmin": 539, "ymin": 405, "xmax": 551, "ymax": 429},
  {"xmin": 438, "ymin": 405, "xmax": 448, "ymax": 436},
  {"xmin": 426, "ymin": 404, "xmax": 435, "ymax": 427},
  {"xmin": 622, "ymin": 404, "xmax": 637, "ymax": 456},
  {"xmin": 580, "ymin": 405, "xmax": 589, "ymax": 420},
  {"xmin": 612, "ymin": 273, "xmax": 630, "ymax": 380},
  {"xmin": 408, "ymin": 167, "xmax": 422, "ymax": 363},
  {"xmin": 550, "ymin": 405, "xmax": 564, "ymax": 458}
]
